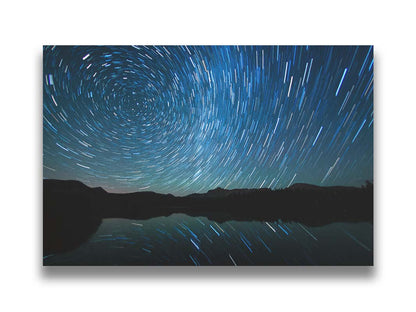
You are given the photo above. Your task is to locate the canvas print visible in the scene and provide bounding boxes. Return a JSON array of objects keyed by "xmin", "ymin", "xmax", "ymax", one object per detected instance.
[{"xmin": 43, "ymin": 45, "xmax": 373, "ymax": 266}]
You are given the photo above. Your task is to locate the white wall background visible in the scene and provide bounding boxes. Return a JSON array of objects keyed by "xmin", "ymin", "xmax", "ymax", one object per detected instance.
[{"xmin": 0, "ymin": 1, "xmax": 415, "ymax": 311}]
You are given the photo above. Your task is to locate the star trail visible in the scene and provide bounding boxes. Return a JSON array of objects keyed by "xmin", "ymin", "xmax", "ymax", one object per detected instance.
[{"xmin": 43, "ymin": 46, "xmax": 373, "ymax": 195}]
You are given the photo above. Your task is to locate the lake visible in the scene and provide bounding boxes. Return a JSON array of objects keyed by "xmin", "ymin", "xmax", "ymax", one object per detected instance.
[{"xmin": 43, "ymin": 213, "xmax": 373, "ymax": 265}]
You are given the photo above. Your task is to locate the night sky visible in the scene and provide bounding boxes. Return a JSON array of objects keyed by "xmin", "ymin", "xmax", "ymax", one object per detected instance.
[{"xmin": 43, "ymin": 46, "xmax": 373, "ymax": 195}]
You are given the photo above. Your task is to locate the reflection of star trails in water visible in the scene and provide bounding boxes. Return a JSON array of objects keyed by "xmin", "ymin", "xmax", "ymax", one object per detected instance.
[{"xmin": 43, "ymin": 215, "xmax": 373, "ymax": 265}]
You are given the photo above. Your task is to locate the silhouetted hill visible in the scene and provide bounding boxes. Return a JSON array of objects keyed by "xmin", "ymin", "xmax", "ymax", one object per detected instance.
[
  {"xmin": 43, "ymin": 179, "xmax": 373, "ymax": 255},
  {"xmin": 187, "ymin": 187, "xmax": 271, "ymax": 198},
  {"xmin": 288, "ymin": 183, "xmax": 324, "ymax": 191},
  {"xmin": 288, "ymin": 183, "xmax": 360, "ymax": 191},
  {"xmin": 43, "ymin": 180, "xmax": 103, "ymax": 255}
]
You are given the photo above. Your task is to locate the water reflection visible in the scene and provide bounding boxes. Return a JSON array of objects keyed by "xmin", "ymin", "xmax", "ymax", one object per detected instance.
[{"xmin": 44, "ymin": 214, "xmax": 373, "ymax": 265}]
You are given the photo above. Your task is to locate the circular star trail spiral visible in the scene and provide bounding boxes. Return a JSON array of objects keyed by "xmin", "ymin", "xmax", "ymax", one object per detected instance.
[{"xmin": 43, "ymin": 46, "xmax": 373, "ymax": 195}]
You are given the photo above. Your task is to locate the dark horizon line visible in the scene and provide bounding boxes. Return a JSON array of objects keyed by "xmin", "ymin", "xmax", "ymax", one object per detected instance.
[{"xmin": 43, "ymin": 178, "xmax": 373, "ymax": 197}]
